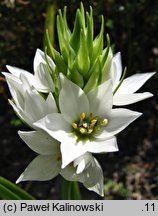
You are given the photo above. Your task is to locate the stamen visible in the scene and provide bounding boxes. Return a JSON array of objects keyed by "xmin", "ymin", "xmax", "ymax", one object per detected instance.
[
  {"xmin": 91, "ymin": 119, "xmax": 97, "ymax": 126},
  {"xmin": 101, "ymin": 118, "xmax": 108, "ymax": 126},
  {"xmin": 80, "ymin": 112, "xmax": 86, "ymax": 120},
  {"xmin": 72, "ymin": 122, "xmax": 78, "ymax": 129},
  {"xmin": 88, "ymin": 128, "xmax": 93, "ymax": 134},
  {"xmin": 79, "ymin": 127, "xmax": 87, "ymax": 134}
]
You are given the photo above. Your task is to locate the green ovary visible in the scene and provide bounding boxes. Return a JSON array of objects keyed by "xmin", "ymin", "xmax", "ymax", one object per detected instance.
[{"xmin": 71, "ymin": 112, "xmax": 108, "ymax": 140}]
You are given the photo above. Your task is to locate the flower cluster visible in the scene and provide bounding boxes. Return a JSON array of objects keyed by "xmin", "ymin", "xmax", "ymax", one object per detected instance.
[{"xmin": 2, "ymin": 4, "xmax": 155, "ymax": 196}]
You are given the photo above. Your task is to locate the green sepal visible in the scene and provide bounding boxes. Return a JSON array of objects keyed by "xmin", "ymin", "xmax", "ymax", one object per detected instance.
[
  {"xmin": 76, "ymin": 29, "xmax": 90, "ymax": 76},
  {"xmin": 83, "ymin": 60, "xmax": 100, "ymax": 93},
  {"xmin": 91, "ymin": 15, "xmax": 104, "ymax": 63},
  {"xmin": 86, "ymin": 7, "xmax": 94, "ymax": 59},
  {"xmin": 70, "ymin": 9, "xmax": 83, "ymax": 53},
  {"xmin": 101, "ymin": 47, "xmax": 113, "ymax": 82},
  {"xmin": 46, "ymin": 30, "xmax": 67, "ymax": 75},
  {"xmin": 0, "ymin": 176, "xmax": 34, "ymax": 200},
  {"xmin": 67, "ymin": 52, "xmax": 84, "ymax": 88}
]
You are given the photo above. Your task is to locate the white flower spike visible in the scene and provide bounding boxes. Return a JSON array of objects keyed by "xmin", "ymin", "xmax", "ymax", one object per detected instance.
[
  {"xmin": 111, "ymin": 52, "xmax": 155, "ymax": 105},
  {"xmin": 34, "ymin": 74, "xmax": 142, "ymax": 169}
]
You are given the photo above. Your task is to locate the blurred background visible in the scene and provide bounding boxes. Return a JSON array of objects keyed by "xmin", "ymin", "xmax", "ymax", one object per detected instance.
[{"xmin": 0, "ymin": 0, "xmax": 158, "ymax": 199}]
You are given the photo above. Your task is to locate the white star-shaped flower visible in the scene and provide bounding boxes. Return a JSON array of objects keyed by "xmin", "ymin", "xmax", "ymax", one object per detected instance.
[
  {"xmin": 34, "ymin": 74, "xmax": 142, "ymax": 169},
  {"xmin": 111, "ymin": 52, "xmax": 155, "ymax": 105}
]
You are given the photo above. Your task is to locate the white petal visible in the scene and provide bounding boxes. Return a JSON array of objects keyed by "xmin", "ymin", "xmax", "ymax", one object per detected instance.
[
  {"xmin": 34, "ymin": 113, "xmax": 71, "ymax": 142},
  {"xmin": 74, "ymin": 153, "xmax": 93, "ymax": 174},
  {"xmin": 20, "ymin": 72, "xmax": 34, "ymax": 90},
  {"xmin": 34, "ymin": 63, "xmax": 54, "ymax": 92},
  {"xmin": 96, "ymin": 108, "xmax": 142, "ymax": 139},
  {"xmin": 61, "ymin": 154, "xmax": 104, "ymax": 196},
  {"xmin": 87, "ymin": 79, "xmax": 113, "ymax": 116},
  {"xmin": 6, "ymin": 65, "xmax": 32, "ymax": 79},
  {"xmin": 24, "ymin": 90, "xmax": 47, "ymax": 122},
  {"xmin": 16, "ymin": 155, "xmax": 61, "ymax": 183},
  {"xmin": 18, "ymin": 131, "xmax": 60, "ymax": 155},
  {"xmin": 46, "ymin": 93, "xmax": 58, "ymax": 113},
  {"xmin": 60, "ymin": 140, "xmax": 87, "ymax": 168},
  {"xmin": 86, "ymin": 136, "xmax": 118, "ymax": 153},
  {"xmin": 113, "ymin": 92, "xmax": 153, "ymax": 106},
  {"xmin": 3, "ymin": 73, "xmax": 24, "ymax": 108},
  {"xmin": 59, "ymin": 73, "xmax": 89, "ymax": 123},
  {"xmin": 116, "ymin": 72, "xmax": 156, "ymax": 94},
  {"xmin": 106, "ymin": 108, "xmax": 142, "ymax": 135},
  {"xmin": 83, "ymin": 158, "xmax": 104, "ymax": 196},
  {"xmin": 34, "ymin": 49, "xmax": 55, "ymax": 72},
  {"xmin": 110, "ymin": 52, "xmax": 122, "ymax": 88}
]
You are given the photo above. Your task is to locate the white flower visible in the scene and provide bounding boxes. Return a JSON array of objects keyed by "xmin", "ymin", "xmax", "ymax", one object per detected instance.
[
  {"xmin": 111, "ymin": 52, "xmax": 155, "ymax": 105},
  {"xmin": 34, "ymin": 74, "xmax": 142, "ymax": 169},
  {"xmin": 17, "ymin": 130, "xmax": 104, "ymax": 196},
  {"xmin": 3, "ymin": 49, "xmax": 55, "ymax": 94},
  {"xmin": 2, "ymin": 49, "xmax": 57, "ymax": 127}
]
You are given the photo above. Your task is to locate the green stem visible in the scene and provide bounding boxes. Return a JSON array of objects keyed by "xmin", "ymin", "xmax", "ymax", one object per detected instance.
[{"xmin": 61, "ymin": 179, "xmax": 81, "ymax": 200}]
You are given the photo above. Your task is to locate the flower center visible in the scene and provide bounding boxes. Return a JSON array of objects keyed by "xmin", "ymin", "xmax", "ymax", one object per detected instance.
[{"xmin": 71, "ymin": 112, "xmax": 108, "ymax": 140}]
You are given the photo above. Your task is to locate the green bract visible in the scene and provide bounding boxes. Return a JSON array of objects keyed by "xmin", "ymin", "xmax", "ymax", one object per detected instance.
[{"xmin": 46, "ymin": 3, "xmax": 113, "ymax": 92}]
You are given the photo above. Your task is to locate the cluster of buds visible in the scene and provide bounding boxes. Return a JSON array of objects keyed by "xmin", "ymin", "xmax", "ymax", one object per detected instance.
[{"xmin": 46, "ymin": 3, "xmax": 112, "ymax": 93}]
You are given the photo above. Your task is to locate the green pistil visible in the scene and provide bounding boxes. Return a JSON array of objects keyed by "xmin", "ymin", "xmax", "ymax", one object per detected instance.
[{"xmin": 71, "ymin": 112, "xmax": 108, "ymax": 140}]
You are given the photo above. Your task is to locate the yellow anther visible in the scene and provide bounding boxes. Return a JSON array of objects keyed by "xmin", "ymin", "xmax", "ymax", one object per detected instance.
[
  {"xmin": 102, "ymin": 118, "xmax": 108, "ymax": 126},
  {"xmin": 79, "ymin": 127, "xmax": 87, "ymax": 134},
  {"xmin": 72, "ymin": 122, "xmax": 78, "ymax": 129},
  {"xmin": 91, "ymin": 119, "xmax": 97, "ymax": 126},
  {"xmin": 83, "ymin": 122, "xmax": 88, "ymax": 128},
  {"xmin": 80, "ymin": 112, "xmax": 86, "ymax": 119},
  {"xmin": 88, "ymin": 128, "xmax": 93, "ymax": 134}
]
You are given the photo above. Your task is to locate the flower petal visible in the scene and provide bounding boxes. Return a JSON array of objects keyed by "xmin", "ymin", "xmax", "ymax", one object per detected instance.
[
  {"xmin": 61, "ymin": 155, "xmax": 104, "ymax": 196},
  {"xmin": 59, "ymin": 73, "xmax": 89, "ymax": 123},
  {"xmin": 33, "ymin": 49, "xmax": 55, "ymax": 72},
  {"xmin": 34, "ymin": 113, "xmax": 72, "ymax": 142},
  {"xmin": 18, "ymin": 130, "xmax": 60, "ymax": 155},
  {"xmin": 60, "ymin": 140, "xmax": 87, "ymax": 168},
  {"xmin": 6, "ymin": 65, "xmax": 32, "ymax": 79},
  {"xmin": 87, "ymin": 79, "xmax": 113, "ymax": 116},
  {"xmin": 16, "ymin": 155, "xmax": 61, "ymax": 183},
  {"xmin": 83, "ymin": 158, "xmax": 104, "ymax": 197},
  {"xmin": 24, "ymin": 90, "xmax": 47, "ymax": 122},
  {"xmin": 116, "ymin": 72, "xmax": 156, "ymax": 94},
  {"xmin": 113, "ymin": 92, "xmax": 153, "ymax": 106},
  {"xmin": 46, "ymin": 93, "xmax": 58, "ymax": 113},
  {"xmin": 110, "ymin": 52, "xmax": 122, "ymax": 88},
  {"xmin": 86, "ymin": 136, "xmax": 118, "ymax": 153},
  {"xmin": 96, "ymin": 108, "xmax": 142, "ymax": 139},
  {"xmin": 34, "ymin": 63, "xmax": 54, "ymax": 93}
]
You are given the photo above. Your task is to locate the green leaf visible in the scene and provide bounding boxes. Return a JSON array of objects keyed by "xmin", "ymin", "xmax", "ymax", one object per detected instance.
[
  {"xmin": 0, "ymin": 184, "xmax": 21, "ymax": 200},
  {"xmin": 0, "ymin": 177, "xmax": 34, "ymax": 200}
]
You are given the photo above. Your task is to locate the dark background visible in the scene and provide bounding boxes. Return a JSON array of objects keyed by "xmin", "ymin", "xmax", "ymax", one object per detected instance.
[{"xmin": 0, "ymin": 0, "xmax": 158, "ymax": 199}]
